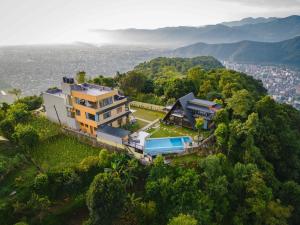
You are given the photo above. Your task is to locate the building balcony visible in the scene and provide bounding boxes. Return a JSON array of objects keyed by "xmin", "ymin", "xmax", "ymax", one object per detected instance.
[
  {"xmin": 96, "ymin": 97, "xmax": 128, "ymax": 113},
  {"xmin": 97, "ymin": 110, "xmax": 130, "ymax": 126}
]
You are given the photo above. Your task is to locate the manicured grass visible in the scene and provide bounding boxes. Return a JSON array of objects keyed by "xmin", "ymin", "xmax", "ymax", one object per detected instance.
[
  {"xmin": 30, "ymin": 135, "xmax": 101, "ymax": 171},
  {"xmin": 135, "ymin": 119, "xmax": 149, "ymax": 129},
  {"xmin": 131, "ymin": 106, "xmax": 165, "ymax": 122},
  {"xmin": 149, "ymin": 123, "xmax": 199, "ymax": 138}
]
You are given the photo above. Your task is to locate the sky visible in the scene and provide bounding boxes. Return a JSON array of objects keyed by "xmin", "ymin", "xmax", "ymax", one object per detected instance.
[{"xmin": 0, "ymin": 0, "xmax": 299, "ymax": 46}]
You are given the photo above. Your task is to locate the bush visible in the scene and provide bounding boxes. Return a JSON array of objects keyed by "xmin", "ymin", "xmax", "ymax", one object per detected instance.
[
  {"xmin": 47, "ymin": 168, "xmax": 81, "ymax": 197},
  {"xmin": 16, "ymin": 96, "xmax": 43, "ymax": 111},
  {"xmin": 13, "ymin": 124, "xmax": 39, "ymax": 148},
  {"xmin": 7, "ymin": 103, "xmax": 30, "ymax": 124},
  {"xmin": 34, "ymin": 173, "xmax": 49, "ymax": 194},
  {"xmin": 77, "ymin": 156, "xmax": 102, "ymax": 185},
  {"xmin": 78, "ymin": 156, "xmax": 99, "ymax": 173},
  {"xmin": 0, "ymin": 119, "xmax": 15, "ymax": 139},
  {"xmin": 99, "ymin": 149, "xmax": 112, "ymax": 168}
]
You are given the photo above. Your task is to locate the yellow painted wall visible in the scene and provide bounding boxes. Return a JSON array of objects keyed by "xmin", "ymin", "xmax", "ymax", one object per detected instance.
[{"xmin": 70, "ymin": 88, "xmax": 128, "ymax": 136}]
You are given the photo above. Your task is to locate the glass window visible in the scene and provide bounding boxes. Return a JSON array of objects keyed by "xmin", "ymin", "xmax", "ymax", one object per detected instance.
[
  {"xmin": 76, "ymin": 109, "xmax": 81, "ymax": 116},
  {"xmin": 86, "ymin": 113, "xmax": 96, "ymax": 121},
  {"xmin": 100, "ymin": 97, "xmax": 113, "ymax": 108},
  {"xmin": 103, "ymin": 111, "xmax": 111, "ymax": 119}
]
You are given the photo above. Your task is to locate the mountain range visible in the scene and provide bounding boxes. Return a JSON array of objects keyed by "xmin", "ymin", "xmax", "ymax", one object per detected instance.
[
  {"xmin": 172, "ymin": 36, "xmax": 300, "ymax": 66},
  {"xmin": 95, "ymin": 15, "xmax": 300, "ymax": 47}
]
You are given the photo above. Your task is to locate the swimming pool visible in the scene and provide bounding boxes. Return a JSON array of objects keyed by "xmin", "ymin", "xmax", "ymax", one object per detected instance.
[{"xmin": 144, "ymin": 136, "xmax": 192, "ymax": 156}]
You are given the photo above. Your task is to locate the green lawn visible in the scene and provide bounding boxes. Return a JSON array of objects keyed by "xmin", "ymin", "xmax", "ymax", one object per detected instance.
[
  {"xmin": 149, "ymin": 123, "xmax": 200, "ymax": 138},
  {"xmin": 131, "ymin": 106, "xmax": 165, "ymax": 122},
  {"xmin": 30, "ymin": 135, "xmax": 101, "ymax": 171}
]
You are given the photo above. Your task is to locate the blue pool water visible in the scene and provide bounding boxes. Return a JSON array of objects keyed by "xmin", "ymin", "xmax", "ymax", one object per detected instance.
[{"xmin": 144, "ymin": 136, "xmax": 192, "ymax": 156}]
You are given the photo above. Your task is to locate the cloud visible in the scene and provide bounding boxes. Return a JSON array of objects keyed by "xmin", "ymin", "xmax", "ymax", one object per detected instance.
[{"xmin": 217, "ymin": 0, "xmax": 300, "ymax": 8}]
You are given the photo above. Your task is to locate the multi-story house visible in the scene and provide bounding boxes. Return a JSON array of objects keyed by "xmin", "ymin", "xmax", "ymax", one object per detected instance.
[
  {"xmin": 43, "ymin": 77, "xmax": 130, "ymax": 136},
  {"xmin": 163, "ymin": 92, "xmax": 221, "ymax": 129}
]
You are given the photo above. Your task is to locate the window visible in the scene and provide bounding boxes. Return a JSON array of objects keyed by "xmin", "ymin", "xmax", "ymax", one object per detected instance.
[
  {"xmin": 103, "ymin": 111, "xmax": 111, "ymax": 119},
  {"xmin": 67, "ymin": 108, "xmax": 75, "ymax": 118},
  {"xmin": 76, "ymin": 109, "xmax": 81, "ymax": 116},
  {"xmin": 99, "ymin": 97, "xmax": 113, "ymax": 108},
  {"xmin": 86, "ymin": 113, "xmax": 96, "ymax": 121},
  {"xmin": 116, "ymin": 106, "xmax": 122, "ymax": 114}
]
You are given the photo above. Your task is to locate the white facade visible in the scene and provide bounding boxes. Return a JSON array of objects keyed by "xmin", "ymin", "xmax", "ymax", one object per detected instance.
[{"xmin": 43, "ymin": 91, "xmax": 78, "ymax": 130}]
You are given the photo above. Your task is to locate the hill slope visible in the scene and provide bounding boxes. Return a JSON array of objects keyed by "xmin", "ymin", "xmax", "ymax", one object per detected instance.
[
  {"xmin": 95, "ymin": 15, "xmax": 300, "ymax": 47},
  {"xmin": 221, "ymin": 17, "xmax": 277, "ymax": 27},
  {"xmin": 173, "ymin": 36, "xmax": 300, "ymax": 66}
]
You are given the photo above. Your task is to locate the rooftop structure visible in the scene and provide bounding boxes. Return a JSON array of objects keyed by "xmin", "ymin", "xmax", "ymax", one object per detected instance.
[
  {"xmin": 163, "ymin": 92, "xmax": 221, "ymax": 129},
  {"xmin": 43, "ymin": 77, "xmax": 131, "ymax": 136}
]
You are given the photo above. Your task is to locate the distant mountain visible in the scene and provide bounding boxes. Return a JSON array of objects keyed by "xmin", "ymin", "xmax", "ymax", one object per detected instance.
[
  {"xmin": 173, "ymin": 36, "xmax": 300, "ymax": 66},
  {"xmin": 95, "ymin": 15, "xmax": 300, "ymax": 47},
  {"xmin": 221, "ymin": 17, "xmax": 277, "ymax": 27}
]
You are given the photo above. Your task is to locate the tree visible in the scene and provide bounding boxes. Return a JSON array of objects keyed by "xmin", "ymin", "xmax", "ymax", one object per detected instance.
[
  {"xmin": 76, "ymin": 71, "xmax": 86, "ymax": 84},
  {"xmin": 8, "ymin": 88, "xmax": 22, "ymax": 100},
  {"xmin": 215, "ymin": 123, "xmax": 229, "ymax": 151},
  {"xmin": 213, "ymin": 109, "xmax": 229, "ymax": 126},
  {"xmin": 168, "ymin": 214, "xmax": 198, "ymax": 225},
  {"xmin": 0, "ymin": 119, "xmax": 15, "ymax": 139},
  {"xmin": 195, "ymin": 117, "xmax": 204, "ymax": 144},
  {"xmin": 7, "ymin": 103, "xmax": 30, "ymax": 124},
  {"xmin": 13, "ymin": 124, "xmax": 39, "ymax": 148},
  {"xmin": 164, "ymin": 78, "xmax": 196, "ymax": 99},
  {"xmin": 119, "ymin": 71, "xmax": 147, "ymax": 96},
  {"xmin": 227, "ymin": 89, "xmax": 254, "ymax": 118},
  {"xmin": 86, "ymin": 172, "xmax": 125, "ymax": 225},
  {"xmin": 16, "ymin": 96, "xmax": 43, "ymax": 111}
]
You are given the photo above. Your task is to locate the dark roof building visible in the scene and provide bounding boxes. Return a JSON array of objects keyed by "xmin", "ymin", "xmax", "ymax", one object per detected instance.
[{"xmin": 163, "ymin": 92, "xmax": 221, "ymax": 129}]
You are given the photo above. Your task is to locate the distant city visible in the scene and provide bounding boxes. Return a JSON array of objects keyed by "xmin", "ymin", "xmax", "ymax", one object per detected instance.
[{"xmin": 224, "ymin": 62, "xmax": 300, "ymax": 110}]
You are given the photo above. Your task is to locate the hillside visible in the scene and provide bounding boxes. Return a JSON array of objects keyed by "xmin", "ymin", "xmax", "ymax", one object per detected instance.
[
  {"xmin": 173, "ymin": 36, "xmax": 300, "ymax": 66},
  {"xmin": 133, "ymin": 56, "xmax": 224, "ymax": 76},
  {"xmin": 221, "ymin": 17, "xmax": 277, "ymax": 27},
  {"xmin": 1, "ymin": 57, "xmax": 300, "ymax": 225},
  {"xmin": 95, "ymin": 15, "xmax": 300, "ymax": 47}
]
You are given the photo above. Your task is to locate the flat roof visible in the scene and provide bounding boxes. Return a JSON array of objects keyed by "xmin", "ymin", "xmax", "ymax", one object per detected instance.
[
  {"xmin": 97, "ymin": 125, "xmax": 130, "ymax": 138},
  {"xmin": 79, "ymin": 88, "xmax": 111, "ymax": 96},
  {"xmin": 71, "ymin": 83, "xmax": 113, "ymax": 96},
  {"xmin": 44, "ymin": 89, "xmax": 65, "ymax": 98}
]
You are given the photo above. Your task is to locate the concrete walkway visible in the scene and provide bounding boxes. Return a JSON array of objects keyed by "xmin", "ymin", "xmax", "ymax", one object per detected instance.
[
  {"xmin": 134, "ymin": 117, "xmax": 152, "ymax": 124},
  {"xmin": 139, "ymin": 118, "xmax": 160, "ymax": 132}
]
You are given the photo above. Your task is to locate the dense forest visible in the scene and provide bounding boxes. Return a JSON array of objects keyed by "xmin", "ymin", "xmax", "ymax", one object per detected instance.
[{"xmin": 1, "ymin": 56, "xmax": 300, "ymax": 225}]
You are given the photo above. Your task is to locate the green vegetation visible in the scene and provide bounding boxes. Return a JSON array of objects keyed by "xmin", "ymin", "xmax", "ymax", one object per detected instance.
[
  {"xmin": 170, "ymin": 153, "xmax": 203, "ymax": 166},
  {"xmin": 131, "ymin": 106, "xmax": 165, "ymax": 121},
  {"xmin": 31, "ymin": 135, "xmax": 101, "ymax": 171},
  {"xmin": 15, "ymin": 95, "xmax": 43, "ymax": 111},
  {"xmin": 114, "ymin": 56, "xmax": 224, "ymax": 105},
  {"xmin": 149, "ymin": 123, "xmax": 201, "ymax": 138},
  {"xmin": 76, "ymin": 71, "xmax": 86, "ymax": 84},
  {"xmin": 1, "ymin": 57, "xmax": 300, "ymax": 225}
]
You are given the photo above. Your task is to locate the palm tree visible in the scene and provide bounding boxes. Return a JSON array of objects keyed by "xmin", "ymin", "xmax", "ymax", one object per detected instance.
[{"xmin": 8, "ymin": 88, "xmax": 22, "ymax": 100}]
